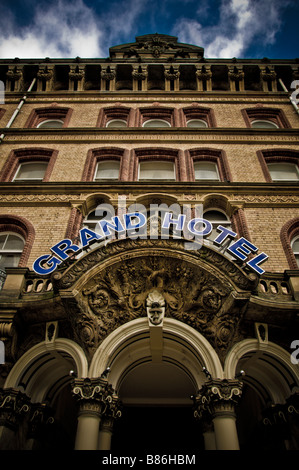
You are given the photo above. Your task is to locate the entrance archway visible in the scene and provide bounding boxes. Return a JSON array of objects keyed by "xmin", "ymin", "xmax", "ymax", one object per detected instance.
[{"xmin": 89, "ymin": 317, "xmax": 223, "ymax": 451}]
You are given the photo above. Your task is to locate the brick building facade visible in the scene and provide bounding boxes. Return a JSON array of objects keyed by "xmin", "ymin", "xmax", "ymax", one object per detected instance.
[{"xmin": 0, "ymin": 34, "xmax": 298, "ymax": 451}]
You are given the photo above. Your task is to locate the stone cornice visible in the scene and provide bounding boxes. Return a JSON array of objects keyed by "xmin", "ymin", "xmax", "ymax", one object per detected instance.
[{"xmin": 1, "ymin": 127, "xmax": 298, "ymax": 145}]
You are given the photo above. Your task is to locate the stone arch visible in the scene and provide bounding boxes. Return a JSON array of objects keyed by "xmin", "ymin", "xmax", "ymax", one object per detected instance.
[
  {"xmin": 89, "ymin": 317, "xmax": 224, "ymax": 390},
  {"xmin": 224, "ymin": 338, "xmax": 299, "ymax": 403},
  {"xmin": 4, "ymin": 338, "xmax": 88, "ymax": 402}
]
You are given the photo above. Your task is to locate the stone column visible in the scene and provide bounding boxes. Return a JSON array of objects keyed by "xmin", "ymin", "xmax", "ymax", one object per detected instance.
[
  {"xmin": 69, "ymin": 66, "xmax": 85, "ymax": 91},
  {"xmin": 228, "ymin": 66, "xmax": 245, "ymax": 91},
  {"xmin": 98, "ymin": 395, "xmax": 122, "ymax": 450},
  {"xmin": 26, "ymin": 402, "xmax": 55, "ymax": 450},
  {"xmin": 194, "ymin": 379, "xmax": 243, "ymax": 450},
  {"xmin": 37, "ymin": 65, "xmax": 54, "ymax": 92},
  {"xmin": 0, "ymin": 388, "xmax": 31, "ymax": 449},
  {"xmin": 132, "ymin": 67, "xmax": 148, "ymax": 91},
  {"xmin": 101, "ymin": 67, "xmax": 116, "ymax": 91},
  {"xmin": 164, "ymin": 67, "xmax": 180, "ymax": 91},
  {"xmin": 6, "ymin": 66, "xmax": 23, "ymax": 92},
  {"xmin": 72, "ymin": 377, "xmax": 117, "ymax": 451},
  {"xmin": 196, "ymin": 66, "xmax": 212, "ymax": 91}
]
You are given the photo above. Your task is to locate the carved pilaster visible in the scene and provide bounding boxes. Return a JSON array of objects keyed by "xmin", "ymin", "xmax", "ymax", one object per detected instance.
[
  {"xmin": 37, "ymin": 65, "xmax": 54, "ymax": 92},
  {"xmin": 196, "ymin": 66, "xmax": 212, "ymax": 91},
  {"xmin": 260, "ymin": 66, "xmax": 277, "ymax": 92},
  {"xmin": 101, "ymin": 67, "xmax": 116, "ymax": 91},
  {"xmin": 27, "ymin": 403, "xmax": 54, "ymax": 440},
  {"xmin": 69, "ymin": 65, "xmax": 85, "ymax": 91},
  {"xmin": 132, "ymin": 66, "xmax": 148, "ymax": 91},
  {"xmin": 0, "ymin": 388, "xmax": 31, "ymax": 431},
  {"xmin": 194, "ymin": 379, "xmax": 243, "ymax": 419},
  {"xmin": 164, "ymin": 67, "xmax": 180, "ymax": 91},
  {"xmin": 6, "ymin": 66, "xmax": 23, "ymax": 92},
  {"xmin": 228, "ymin": 66, "xmax": 244, "ymax": 91}
]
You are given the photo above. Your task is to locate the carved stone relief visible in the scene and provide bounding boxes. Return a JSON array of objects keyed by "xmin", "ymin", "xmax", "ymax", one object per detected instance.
[{"xmin": 56, "ymin": 239, "xmax": 255, "ymax": 362}]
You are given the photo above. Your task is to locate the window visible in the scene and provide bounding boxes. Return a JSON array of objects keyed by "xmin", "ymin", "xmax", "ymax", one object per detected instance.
[
  {"xmin": 204, "ymin": 210, "xmax": 232, "ymax": 242},
  {"xmin": 25, "ymin": 107, "xmax": 72, "ymax": 128},
  {"xmin": 251, "ymin": 120, "xmax": 279, "ymax": 129},
  {"xmin": 37, "ymin": 119, "xmax": 64, "ymax": 128},
  {"xmin": 94, "ymin": 160, "xmax": 120, "ymax": 180},
  {"xmin": 0, "ymin": 233, "xmax": 25, "ymax": 269},
  {"xmin": 83, "ymin": 207, "xmax": 115, "ymax": 234},
  {"xmin": 291, "ymin": 237, "xmax": 299, "ymax": 268},
  {"xmin": 194, "ymin": 162, "xmax": 220, "ymax": 181},
  {"xmin": 187, "ymin": 119, "xmax": 208, "ymax": 128},
  {"xmin": 106, "ymin": 119, "xmax": 127, "ymax": 128},
  {"xmin": 143, "ymin": 119, "xmax": 171, "ymax": 128},
  {"xmin": 13, "ymin": 162, "xmax": 48, "ymax": 181},
  {"xmin": 267, "ymin": 162, "xmax": 299, "ymax": 181},
  {"xmin": 139, "ymin": 161, "xmax": 175, "ymax": 180},
  {"xmin": 242, "ymin": 108, "xmax": 290, "ymax": 129}
]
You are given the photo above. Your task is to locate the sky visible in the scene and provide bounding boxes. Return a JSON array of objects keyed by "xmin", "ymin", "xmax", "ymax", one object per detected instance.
[{"xmin": 0, "ymin": 0, "xmax": 298, "ymax": 59}]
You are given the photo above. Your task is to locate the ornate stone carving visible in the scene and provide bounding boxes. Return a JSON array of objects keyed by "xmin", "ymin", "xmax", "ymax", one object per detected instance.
[
  {"xmin": 55, "ymin": 239, "xmax": 256, "ymax": 360},
  {"xmin": 146, "ymin": 290, "xmax": 165, "ymax": 325},
  {"xmin": 72, "ymin": 377, "xmax": 121, "ymax": 419},
  {"xmin": 0, "ymin": 388, "xmax": 31, "ymax": 431},
  {"xmin": 27, "ymin": 403, "xmax": 55, "ymax": 439},
  {"xmin": 194, "ymin": 379, "xmax": 243, "ymax": 419}
]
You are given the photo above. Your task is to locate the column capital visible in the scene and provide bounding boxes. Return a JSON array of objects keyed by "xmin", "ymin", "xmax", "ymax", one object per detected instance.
[
  {"xmin": 72, "ymin": 377, "xmax": 120, "ymax": 418},
  {"xmin": 0, "ymin": 387, "xmax": 31, "ymax": 431},
  {"xmin": 194, "ymin": 379, "xmax": 243, "ymax": 419},
  {"xmin": 27, "ymin": 402, "xmax": 55, "ymax": 440}
]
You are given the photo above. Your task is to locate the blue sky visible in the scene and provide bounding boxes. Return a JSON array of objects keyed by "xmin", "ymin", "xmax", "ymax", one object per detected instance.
[{"xmin": 0, "ymin": 0, "xmax": 298, "ymax": 59}]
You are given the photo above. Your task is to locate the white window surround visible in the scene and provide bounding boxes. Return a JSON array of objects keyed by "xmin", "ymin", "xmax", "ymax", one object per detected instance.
[
  {"xmin": 142, "ymin": 119, "xmax": 171, "ymax": 128},
  {"xmin": 13, "ymin": 161, "xmax": 48, "ymax": 181},
  {"xmin": 0, "ymin": 232, "xmax": 25, "ymax": 269},
  {"xmin": 138, "ymin": 161, "xmax": 176, "ymax": 180},
  {"xmin": 94, "ymin": 160, "xmax": 120, "ymax": 180},
  {"xmin": 37, "ymin": 119, "xmax": 64, "ymax": 128},
  {"xmin": 251, "ymin": 120, "xmax": 279, "ymax": 129},
  {"xmin": 194, "ymin": 161, "xmax": 220, "ymax": 180},
  {"xmin": 106, "ymin": 119, "xmax": 127, "ymax": 128},
  {"xmin": 203, "ymin": 209, "xmax": 232, "ymax": 244},
  {"xmin": 267, "ymin": 162, "xmax": 299, "ymax": 181},
  {"xmin": 187, "ymin": 119, "xmax": 208, "ymax": 128}
]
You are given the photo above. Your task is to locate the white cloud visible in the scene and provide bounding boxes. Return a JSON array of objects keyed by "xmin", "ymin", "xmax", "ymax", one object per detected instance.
[
  {"xmin": 0, "ymin": 0, "xmax": 147, "ymax": 58},
  {"xmin": 173, "ymin": 0, "xmax": 292, "ymax": 58}
]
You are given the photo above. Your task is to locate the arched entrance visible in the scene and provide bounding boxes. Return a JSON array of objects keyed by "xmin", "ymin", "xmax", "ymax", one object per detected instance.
[{"xmin": 88, "ymin": 317, "xmax": 224, "ymax": 451}]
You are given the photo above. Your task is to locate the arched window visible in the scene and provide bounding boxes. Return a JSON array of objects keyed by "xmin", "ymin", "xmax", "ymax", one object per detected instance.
[
  {"xmin": 291, "ymin": 236, "xmax": 299, "ymax": 268},
  {"xmin": 242, "ymin": 108, "xmax": 291, "ymax": 129},
  {"xmin": 37, "ymin": 119, "xmax": 64, "ymax": 129},
  {"xmin": 189, "ymin": 149, "xmax": 231, "ymax": 182},
  {"xmin": 25, "ymin": 107, "xmax": 72, "ymax": 128},
  {"xmin": 0, "ymin": 232, "xmax": 25, "ymax": 269},
  {"xmin": 143, "ymin": 119, "xmax": 171, "ymax": 128},
  {"xmin": 204, "ymin": 210, "xmax": 232, "ymax": 242},
  {"xmin": 251, "ymin": 120, "xmax": 279, "ymax": 129},
  {"xmin": 280, "ymin": 218, "xmax": 299, "ymax": 269},
  {"xmin": 0, "ymin": 148, "xmax": 58, "ymax": 183},
  {"xmin": 106, "ymin": 119, "xmax": 127, "ymax": 128},
  {"xmin": 139, "ymin": 161, "xmax": 175, "ymax": 180},
  {"xmin": 0, "ymin": 215, "xmax": 35, "ymax": 268},
  {"xmin": 187, "ymin": 119, "xmax": 208, "ymax": 128},
  {"xmin": 94, "ymin": 160, "xmax": 120, "ymax": 180},
  {"xmin": 257, "ymin": 150, "xmax": 299, "ymax": 183}
]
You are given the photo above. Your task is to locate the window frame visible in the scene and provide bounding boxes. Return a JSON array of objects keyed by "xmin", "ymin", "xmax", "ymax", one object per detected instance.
[
  {"xmin": 36, "ymin": 119, "xmax": 64, "ymax": 129},
  {"xmin": 267, "ymin": 162, "xmax": 299, "ymax": 182},
  {"xmin": 0, "ymin": 232, "xmax": 25, "ymax": 269},
  {"xmin": 142, "ymin": 119, "xmax": 171, "ymax": 128},
  {"xmin": 242, "ymin": 108, "xmax": 291, "ymax": 129},
  {"xmin": 93, "ymin": 159, "xmax": 121, "ymax": 181},
  {"xmin": 138, "ymin": 160, "xmax": 176, "ymax": 181},
  {"xmin": 257, "ymin": 150, "xmax": 299, "ymax": 183},
  {"xmin": 194, "ymin": 161, "xmax": 220, "ymax": 181},
  {"xmin": 0, "ymin": 148, "xmax": 58, "ymax": 183},
  {"xmin": 12, "ymin": 161, "xmax": 49, "ymax": 182}
]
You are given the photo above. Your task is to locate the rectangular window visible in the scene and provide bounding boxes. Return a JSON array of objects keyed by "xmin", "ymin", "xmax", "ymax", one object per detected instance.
[
  {"xmin": 267, "ymin": 163, "xmax": 299, "ymax": 181},
  {"xmin": 94, "ymin": 161, "xmax": 120, "ymax": 180},
  {"xmin": 139, "ymin": 161, "xmax": 175, "ymax": 180},
  {"xmin": 194, "ymin": 162, "xmax": 219, "ymax": 180},
  {"xmin": 13, "ymin": 162, "xmax": 48, "ymax": 181}
]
